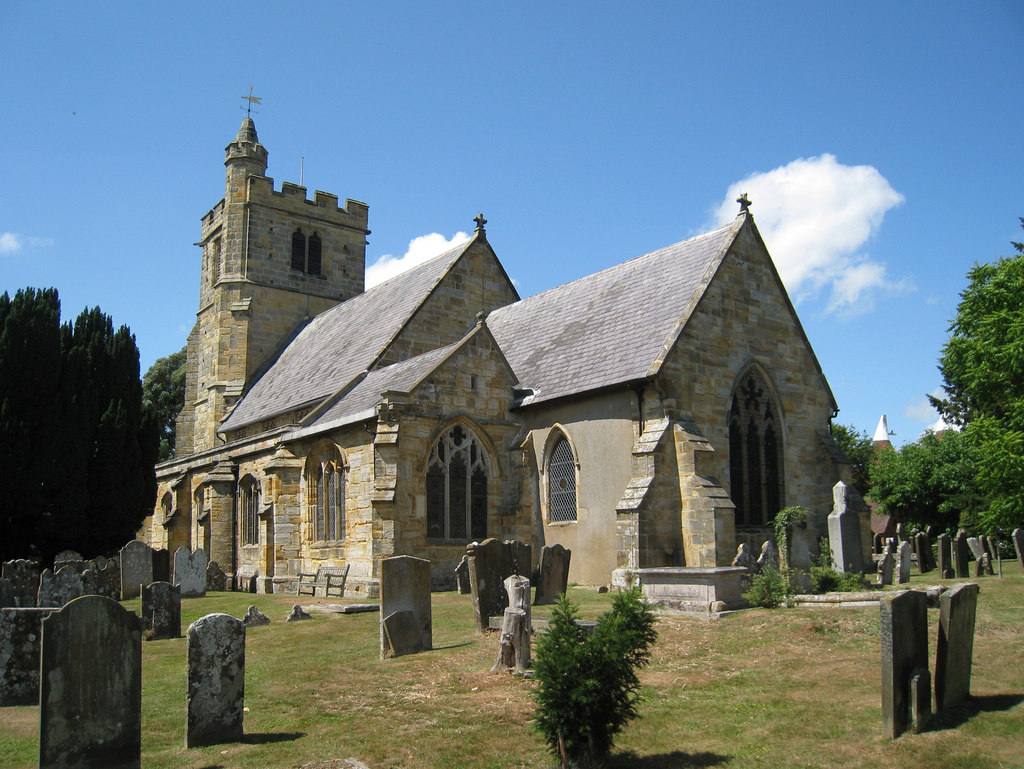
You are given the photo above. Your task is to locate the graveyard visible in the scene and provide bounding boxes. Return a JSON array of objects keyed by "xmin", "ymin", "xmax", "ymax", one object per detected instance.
[{"xmin": 1, "ymin": 569, "xmax": 1022, "ymax": 769}]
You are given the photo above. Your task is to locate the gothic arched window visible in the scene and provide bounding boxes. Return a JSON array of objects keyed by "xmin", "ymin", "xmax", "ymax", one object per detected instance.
[
  {"xmin": 546, "ymin": 434, "xmax": 578, "ymax": 522},
  {"xmin": 426, "ymin": 424, "xmax": 488, "ymax": 541},
  {"xmin": 305, "ymin": 445, "xmax": 346, "ymax": 542},
  {"xmin": 728, "ymin": 369, "xmax": 784, "ymax": 527},
  {"xmin": 307, "ymin": 233, "xmax": 322, "ymax": 276},
  {"xmin": 238, "ymin": 475, "xmax": 260, "ymax": 546},
  {"xmin": 291, "ymin": 229, "xmax": 307, "ymax": 271}
]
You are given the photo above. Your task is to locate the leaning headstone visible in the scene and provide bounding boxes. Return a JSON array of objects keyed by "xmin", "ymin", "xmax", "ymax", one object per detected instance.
[
  {"xmin": 974, "ymin": 554, "xmax": 988, "ymax": 578},
  {"xmin": 206, "ymin": 560, "xmax": 228, "ymax": 592},
  {"xmin": 37, "ymin": 564, "xmax": 92, "ymax": 608},
  {"xmin": 896, "ymin": 542, "xmax": 913, "ymax": 585},
  {"xmin": 1013, "ymin": 528, "xmax": 1024, "ymax": 573},
  {"xmin": 953, "ymin": 530, "xmax": 970, "ymax": 579},
  {"xmin": 142, "ymin": 582, "xmax": 181, "ymax": 640},
  {"xmin": 2, "ymin": 559, "xmax": 41, "ymax": 607},
  {"xmin": 454, "ymin": 555, "xmax": 471, "ymax": 595},
  {"xmin": 880, "ymin": 590, "xmax": 929, "ymax": 738},
  {"xmin": 380, "ymin": 555, "xmax": 432, "ymax": 659},
  {"xmin": 535, "ymin": 544, "xmax": 572, "ymax": 605},
  {"xmin": 828, "ymin": 481, "xmax": 866, "ymax": 573},
  {"xmin": 935, "ymin": 582, "xmax": 980, "ymax": 711},
  {"xmin": 186, "ymin": 613, "xmax": 245, "ymax": 748},
  {"xmin": 757, "ymin": 540, "xmax": 780, "ymax": 572},
  {"xmin": 982, "ymin": 537, "xmax": 997, "ymax": 575},
  {"xmin": 877, "ymin": 546, "xmax": 895, "ymax": 587},
  {"xmin": 120, "ymin": 540, "xmax": 154, "ymax": 600},
  {"xmin": 242, "ymin": 605, "xmax": 271, "ymax": 627},
  {"xmin": 966, "ymin": 536, "xmax": 985, "ymax": 563},
  {"xmin": 1, "ymin": 606, "xmax": 57, "ymax": 704},
  {"xmin": 286, "ymin": 604, "xmax": 311, "ymax": 622},
  {"xmin": 173, "ymin": 547, "xmax": 208, "ymax": 598},
  {"xmin": 39, "ymin": 595, "xmax": 141, "ymax": 768},
  {"xmin": 467, "ymin": 539, "xmax": 533, "ymax": 632}
]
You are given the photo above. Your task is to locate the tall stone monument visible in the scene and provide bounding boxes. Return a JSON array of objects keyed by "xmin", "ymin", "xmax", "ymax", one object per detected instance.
[
  {"xmin": 827, "ymin": 481, "xmax": 865, "ymax": 573},
  {"xmin": 186, "ymin": 613, "xmax": 246, "ymax": 747},
  {"xmin": 935, "ymin": 582, "xmax": 980, "ymax": 711}
]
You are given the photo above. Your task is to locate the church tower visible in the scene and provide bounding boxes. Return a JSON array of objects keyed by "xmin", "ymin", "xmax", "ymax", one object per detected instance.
[{"xmin": 177, "ymin": 118, "xmax": 370, "ymax": 454}]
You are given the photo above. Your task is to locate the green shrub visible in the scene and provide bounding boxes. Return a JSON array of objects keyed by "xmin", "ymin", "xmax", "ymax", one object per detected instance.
[
  {"xmin": 532, "ymin": 588, "xmax": 657, "ymax": 768},
  {"xmin": 747, "ymin": 565, "xmax": 789, "ymax": 608},
  {"xmin": 810, "ymin": 547, "xmax": 868, "ymax": 594}
]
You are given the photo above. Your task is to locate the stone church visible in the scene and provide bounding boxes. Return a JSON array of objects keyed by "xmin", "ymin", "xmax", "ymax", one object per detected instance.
[{"xmin": 140, "ymin": 117, "xmax": 851, "ymax": 602}]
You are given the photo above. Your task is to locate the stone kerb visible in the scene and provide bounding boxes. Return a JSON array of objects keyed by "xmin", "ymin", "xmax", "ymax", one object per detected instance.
[
  {"xmin": 120, "ymin": 540, "xmax": 155, "ymax": 600},
  {"xmin": 935, "ymin": 582, "xmax": 980, "ymax": 711},
  {"xmin": 2, "ymin": 559, "xmax": 42, "ymax": 607},
  {"xmin": 39, "ymin": 595, "xmax": 142, "ymax": 768},
  {"xmin": 186, "ymin": 613, "xmax": 246, "ymax": 748},
  {"xmin": 828, "ymin": 481, "xmax": 865, "ymax": 574},
  {"xmin": 1, "ymin": 607, "xmax": 58, "ymax": 705},
  {"xmin": 880, "ymin": 590, "xmax": 929, "ymax": 739},
  {"xmin": 174, "ymin": 547, "xmax": 208, "ymax": 598},
  {"xmin": 142, "ymin": 582, "xmax": 182, "ymax": 640},
  {"xmin": 534, "ymin": 544, "xmax": 571, "ymax": 605},
  {"xmin": 467, "ymin": 539, "xmax": 532, "ymax": 632},
  {"xmin": 380, "ymin": 555, "xmax": 432, "ymax": 659}
]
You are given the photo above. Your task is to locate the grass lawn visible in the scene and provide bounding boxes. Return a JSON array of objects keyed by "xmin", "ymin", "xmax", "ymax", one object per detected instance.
[{"xmin": 1, "ymin": 571, "xmax": 1022, "ymax": 769}]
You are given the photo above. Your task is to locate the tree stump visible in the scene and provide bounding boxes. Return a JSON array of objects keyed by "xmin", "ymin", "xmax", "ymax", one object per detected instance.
[{"xmin": 491, "ymin": 607, "xmax": 530, "ymax": 673}]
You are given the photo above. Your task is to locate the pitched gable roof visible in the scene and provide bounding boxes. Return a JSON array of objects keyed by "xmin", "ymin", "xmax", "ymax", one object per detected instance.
[
  {"xmin": 487, "ymin": 217, "xmax": 743, "ymax": 407},
  {"xmin": 220, "ymin": 238, "xmax": 476, "ymax": 432}
]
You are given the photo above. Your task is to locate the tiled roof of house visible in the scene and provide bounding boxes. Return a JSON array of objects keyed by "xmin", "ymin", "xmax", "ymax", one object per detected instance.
[
  {"xmin": 220, "ymin": 240, "xmax": 474, "ymax": 431},
  {"xmin": 487, "ymin": 217, "xmax": 742, "ymax": 407}
]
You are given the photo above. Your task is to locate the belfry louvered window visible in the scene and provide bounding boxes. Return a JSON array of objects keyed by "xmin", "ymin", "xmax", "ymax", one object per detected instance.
[
  {"xmin": 291, "ymin": 230, "xmax": 306, "ymax": 271},
  {"xmin": 305, "ymin": 446, "xmax": 345, "ymax": 542},
  {"xmin": 426, "ymin": 424, "xmax": 488, "ymax": 541},
  {"xmin": 290, "ymin": 229, "xmax": 323, "ymax": 276},
  {"xmin": 729, "ymin": 369, "xmax": 784, "ymax": 526},
  {"xmin": 547, "ymin": 435, "xmax": 577, "ymax": 522},
  {"xmin": 238, "ymin": 476, "xmax": 260, "ymax": 546}
]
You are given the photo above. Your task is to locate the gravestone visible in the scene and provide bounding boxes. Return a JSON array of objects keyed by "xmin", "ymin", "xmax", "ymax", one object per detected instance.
[
  {"xmin": 757, "ymin": 540, "xmax": 780, "ymax": 572},
  {"xmin": 909, "ymin": 668, "xmax": 931, "ymax": 734},
  {"xmin": 174, "ymin": 547, "xmax": 208, "ymax": 598},
  {"xmin": 39, "ymin": 595, "xmax": 142, "ymax": 768},
  {"xmin": 1, "ymin": 607, "xmax": 57, "ymax": 704},
  {"xmin": 0, "ymin": 577, "xmax": 13, "ymax": 608},
  {"xmin": 827, "ymin": 481, "xmax": 865, "ymax": 573},
  {"xmin": 454, "ymin": 555, "xmax": 471, "ymax": 594},
  {"xmin": 186, "ymin": 613, "xmax": 246, "ymax": 747},
  {"xmin": 1013, "ymin": 528, "xmax": 1024, "ymax": 572},
  {"xmin": 380, "ymin": 555, "xmax": 432, "ymax": 659},
  {"xmin": 53, "ymin": 549, "xmax": 83, "ymax": 565},
  {"xmin": 983, "ymin": 537, "xmax": 997, "ymax": 575},
  {"xmin": 880, "ymin": 590, "xmax": 929, "ymax": 739},
  {"xmin": 953, "ymin": 530, "xmax": 970, "ymax": 579},
  {"xmin": 935, "ymin": 582, "xmax": 980, "ymax": 711},
  {"xmin": 142, "ymin": 582, "xmax": 181, "ymax": 640},
  {"xmin": 242, "ymin": 605, "xmax": 271, "ymax": 627},
  {"xmin": 286, "ymin": 604, "xmax": 311, "ymax": 622},
  {"xmin": 120, "ymin": 540, "xmax": 154, "ymax": 600},
  {"xmin": 153, "ymin": 548, "xmax": 171, "ymax": 583},
  {"xmin": 37, "ymin": 564, "xmax": 93, "ymax": 608},
  {"xmin": 236, "ymin": 565, "xmax": 258, "ymax": 593},
  {"xmin": 937, "ymin": 533, "xmax": 954, "ymax": 579},
  {"xmin": 2, "ymin": 559, "xmax": 41, "ymax": 607},
  {"xmin": 466, "ymin": 539, "xmax": 532, "ymax": 632},
  {"xmin": 206, "ymin": 560, "xmax": 228, "ymax": 592},
  {"xmin": 966, "ymin": 536, "xmax": 985, "ymax": 563},
  {"xmin": 535, "ymin": 544, "xmax": 572, "ymax": 605},
  {"xmin": 86, "ymin": 557, "xmax": 121, "ymax": 599},
  {"xmin": 914, "ymin": 532, "xmax": 934, "ymax": 574},
  {"xmin": 896, "ymin": 542, "xmax": 913, "ymax": 585},
  {"xmin": 877, "ymin": 545, "xmax": 895, "ymax": 587}
]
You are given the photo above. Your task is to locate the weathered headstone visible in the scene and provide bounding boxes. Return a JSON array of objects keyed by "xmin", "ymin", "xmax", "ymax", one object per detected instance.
[
  {"xmin": 828, "ymin": 481, "xmax": 866, "ymax": 573},
  {"xmin": 86, "ymin": 557, "xmax": 121, "ymax": 599},
  {"xmin": 186, "ymin": 613, "xmax": 245, "ymax": 748},
  {"xmin": 242, "ymin": 605, "xmax": 271, "ymax": 627},
  {"xmin": 909, "ymin": 667, "xmax": 931, "ymax": 734},
  {"xmin": 914, "ymin": 532, "xmax": 934, "ymax": 574},
  {"xmin": 935, "ymin": 582, "xmax": 980, "ymax": 711},
  {"xmin": 983, "ymin": 537, "xmax": 998, "ymax": 575},
  {"xmin": 877, "ymin": 545, "xmax": 895, "ymax": 587},
  {"xmin": 174, "ymin": 547, "xmax": 208, "ymax": 598},
  {"xmin": 880, "ymin": 590, "xmax": 929, "ymax": 739},
  {"xmin": 380, "ymin": 555, "xmax": 432, "ymax": 659},
  {"xmin": 0, "ymin": 607, "xmax": 57, "ymax": 704},
  {"xmin": 206, "ymin": 560, "xmax": 228, "ymax": 592},
  {"xmin": 466, "ymin": 539, "xmax": 532, "ymax": 632},
  {"xmin": 454, "ymin": 555, "xmax": 471, "ymax": 595},
  {"xmin": 286, "ymin": 604, "xmax": 311, "ymax": 622},
  {"xmin": 535, "ymin": 544, "xmax": 572, "ymax": 605},
  {"xmin": 966, "ymin": 536, "xmax": 985, "ymax": 563},
  {"xmin": 0, "ymin": 577, "xmax": 13, "ymax": 608},
  {"xmin": 39, "ymin": 595, "xmax": 141, "ymax": 768},
  {"xmin": 896, "ymin": 542, "xmax": 913, "ymax": 585},
  {"xmin": 2, "ymin": 559, "xmax": 41, "ymax": 607},
  {"xmin": 142, "ymin": 581, "xmax": 181, "ymax": 640},
  {"xmin": 53, "ymin": 549, "xmax": 83, "ymax": 565},
  {"xmin": 937, "ymin": 533, "xmax": 953, "ymax": 579},
  {"xmin": 37, "ymin": 564, "xmax": 94, "ymax": 608},
  {"xmin": 120, "ymin": 540, "xmax": 154, "ymax": 600},
  {"xmin": 1013, "ymin": 528, "xmax": 1024, "ymax": 573},
  {"xmin": 757, "ymin": 539, "xmax": 780, "ymax": 573},
  {"xmin": 953, "ymin": 530, "xmax": 970, "ymax": 579}
]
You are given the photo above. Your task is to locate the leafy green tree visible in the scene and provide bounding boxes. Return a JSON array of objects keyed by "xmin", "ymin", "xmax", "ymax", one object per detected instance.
[
  {"xmin": 533, "ymin": 589, "xmax": 657, "ymax": 769},
  {"xmin": 930, "ymin": 219, "xmax": 1024, "ymax": 533},
  {"xmin": 830, "ymin": 422, "xmax": 874, "ymax": 495},
  {"xmin": 143, "ymin": 344, "xmax": 186, "ymax": 462},
  {"xmin": 868, "ymin": 430, "xmax": 984, "ymax": 535}
]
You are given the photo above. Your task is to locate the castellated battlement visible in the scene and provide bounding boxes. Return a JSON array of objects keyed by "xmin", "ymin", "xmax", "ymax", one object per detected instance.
[{"xmin": 249, "ymin": 176, "xmax": 369, "ymax": 232}]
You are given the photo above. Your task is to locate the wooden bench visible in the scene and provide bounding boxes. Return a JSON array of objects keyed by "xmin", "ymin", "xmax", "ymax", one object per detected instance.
[{"xmin": 296, "ymin": 564, "xmax": 349, "ymax": 597}]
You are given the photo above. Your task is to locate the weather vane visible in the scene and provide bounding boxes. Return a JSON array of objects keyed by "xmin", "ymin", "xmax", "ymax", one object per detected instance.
[{"xmin": 241, "ymin": 87, "xmax": 262, "ymax": 117}]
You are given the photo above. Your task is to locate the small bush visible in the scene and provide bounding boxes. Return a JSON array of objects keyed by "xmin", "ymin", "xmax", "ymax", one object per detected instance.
[
  {"xmin": 810, "ymin": 564, "xmax": 867, "ymax": 593},
  {"xmin": 747, "ymin": 566, "xmax": 789, "ymax": 608}
]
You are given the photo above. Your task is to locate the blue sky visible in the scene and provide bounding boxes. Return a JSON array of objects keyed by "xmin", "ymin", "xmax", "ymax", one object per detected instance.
[{"xmin": 2, "ymin": 2, "xmax": 1021, "ymax": 445}]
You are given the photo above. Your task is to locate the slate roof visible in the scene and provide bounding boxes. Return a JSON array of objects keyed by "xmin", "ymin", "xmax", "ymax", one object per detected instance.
[
  {"xmin": 220, "ymin": 239, "xmax": 474, "ymax": 431},
  {"xmin": 487, "ymin": 217, "xmax": 742, "ymax": 407}
]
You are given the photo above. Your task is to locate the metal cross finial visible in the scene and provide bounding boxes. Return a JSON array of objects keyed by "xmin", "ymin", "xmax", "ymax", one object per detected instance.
[
  {"xmin": 241, "ymin": 86, "xmax": 262, "ymax": 117},
  {"xmin": 474, "ymin": 213, "xmax": 487, "ymax": 232},
  {"xmin": 737, "ymin": 193, "xmax": 752, "ymax": 214}
]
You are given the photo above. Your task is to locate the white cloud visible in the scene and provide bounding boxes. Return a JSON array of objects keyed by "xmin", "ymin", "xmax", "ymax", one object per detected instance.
[
  {"xmin": 714, "ymin": 154, "xmax": 908, "ymax": 315},
  {"xmin": 905, "ymin": 392, "xmax": 941, "ymax": 424},
  {"xmin": 1, "ymin": 232, "xmax": 21, "ymax": 253},
  {"xmin": 365, "ymin": 231, "xmax": 471, "ymax": 289}
]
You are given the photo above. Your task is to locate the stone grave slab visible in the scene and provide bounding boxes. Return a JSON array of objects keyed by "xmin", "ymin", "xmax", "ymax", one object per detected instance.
[
  {"xmin": 186, "ymin": 613, "xmax": 245, "ymax": 748},
  {"xmin": 379, "ymin": 555, "xmax": 431, "ymax": 658},
  {"xmin": 39, "ymin": 595, "xmax": 142, "ymax": 768},
  {"xmin": 142, "ymin": 581, "xmax": 181, "ymax": 640},
  {"xmin": 935, "ymin": 582, "xmax": 980, "ymax": 711},
  {"xmin": 880, "ymin": 590, "xmax": 929, "ymax": 739},
  {"xmin": 120, "ymin": 540, "xmax": 154, "ymax": 600},
  {"xmin": 37, "ymin": 564, "xmax": 94, "ymax": 608},
  {"xmin": 174, "ymin": 547, "xmax": 207, "ymax": 598},
  {"xmin": 535, "ymin": 544, "xmax": 571, "ymax": 605}
]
